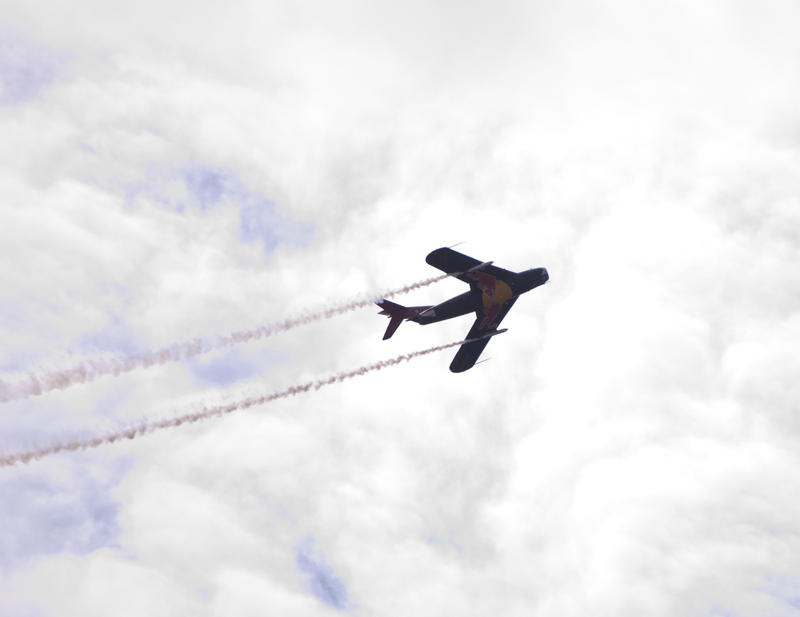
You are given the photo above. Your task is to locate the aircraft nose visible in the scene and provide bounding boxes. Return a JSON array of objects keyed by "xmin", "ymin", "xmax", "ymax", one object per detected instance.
[{"xmin": 540, "ymin": 267, "xmax": 549, "ymax": 283}]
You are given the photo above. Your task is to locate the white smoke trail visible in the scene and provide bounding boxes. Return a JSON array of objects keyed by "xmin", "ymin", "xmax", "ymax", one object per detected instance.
[
  {"xmin": 0, "ymin": 338, "xmax": 465, "ymax": 467},
  {"xmin": 0, "ymin": 274, "xmax": 448, "ymax": 404}
]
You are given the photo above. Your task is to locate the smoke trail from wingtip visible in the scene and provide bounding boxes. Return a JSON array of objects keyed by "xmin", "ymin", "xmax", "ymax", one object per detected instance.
[
  {"xmin": 0, "ymin": 338, "xmax": 464, "ymax": 467},
  {"xmin": 0, "ymin": 274, "xmax": 449, "ymax": 404}
]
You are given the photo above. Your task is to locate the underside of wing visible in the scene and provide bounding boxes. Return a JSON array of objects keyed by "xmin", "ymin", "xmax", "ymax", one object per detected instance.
[
  {"xmin": 450, "ymin": 336, "xmax": 492, "ymax": 373},
  {"xmin": 426, "ymin": 247, "xmax": 516, "ymax": 284},
  {"xmin": 450, "ymin": 298, "xmax": 517, "ymax": 372}
]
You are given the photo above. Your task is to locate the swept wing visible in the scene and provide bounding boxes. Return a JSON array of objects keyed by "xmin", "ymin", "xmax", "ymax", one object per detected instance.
[
  {"xmin": 425, "ymin": 247, "xmax": 516, "ymax": 284},
  {"xmin": 449, "ymin": 298, "xmax": 517, "ymax": 372}
]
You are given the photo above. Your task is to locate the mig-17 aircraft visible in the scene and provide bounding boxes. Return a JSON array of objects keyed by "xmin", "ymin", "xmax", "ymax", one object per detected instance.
[{"xmin": 376, "ymin": 247, "xmax": 549, "ymax": 372}]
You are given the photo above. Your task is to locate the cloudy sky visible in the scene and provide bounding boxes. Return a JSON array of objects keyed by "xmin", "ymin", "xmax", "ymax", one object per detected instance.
[{"xmin": 1, "ymin": 1, "xmax": 799, "ymax": 615}]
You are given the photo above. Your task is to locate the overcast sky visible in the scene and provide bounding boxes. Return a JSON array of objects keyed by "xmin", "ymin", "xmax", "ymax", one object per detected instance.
[{"xmin": 1, "ymin": 1, "xmax": 799, "ymax": 615}]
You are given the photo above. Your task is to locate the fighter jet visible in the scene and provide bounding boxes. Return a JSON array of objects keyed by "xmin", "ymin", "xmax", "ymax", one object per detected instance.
[{"xmin": 376, "ymin": 247, "xmax": 549, "ymax": 372}]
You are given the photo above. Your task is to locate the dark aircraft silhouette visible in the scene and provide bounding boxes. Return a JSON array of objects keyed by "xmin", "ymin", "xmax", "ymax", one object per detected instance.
[{"xmin": 376, "ymin": 247, "xmax": 549, "ymax": 372}]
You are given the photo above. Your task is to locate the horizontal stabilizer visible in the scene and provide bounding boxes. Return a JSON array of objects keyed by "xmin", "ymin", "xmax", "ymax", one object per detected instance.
[
  {"xmin": 376, "ymin": 300, "xmax": 433, "ymax": 340},
  {"xmin": 383, "ymin": 315, "xmax": 404, "ymax": 340}
]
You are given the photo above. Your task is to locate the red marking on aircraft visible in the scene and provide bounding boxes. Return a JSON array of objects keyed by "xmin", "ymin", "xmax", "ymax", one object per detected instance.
[{"xmin": 469, "ymin": 272, "xmax": 513, "ymax": 328}]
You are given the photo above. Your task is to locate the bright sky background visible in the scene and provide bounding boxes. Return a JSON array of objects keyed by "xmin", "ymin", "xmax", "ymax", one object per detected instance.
[{"xmin": 1, "ymin": 1, "xmax": 799, "ymax": 615}]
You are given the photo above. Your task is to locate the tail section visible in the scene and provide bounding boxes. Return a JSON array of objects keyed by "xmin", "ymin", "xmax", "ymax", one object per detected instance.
[
  {"xmin": 376, "ymin": 300, "xmax": 432, "ymax": 340},
  {"xmin": 383, "ymin": 314, "xmax": 404, "ymax": 340}
]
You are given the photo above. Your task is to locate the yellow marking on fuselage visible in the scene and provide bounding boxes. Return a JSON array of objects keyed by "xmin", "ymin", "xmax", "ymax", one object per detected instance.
[{"xmin": 482, "ymin": 279, "xmax": 513, "ymax": 309}]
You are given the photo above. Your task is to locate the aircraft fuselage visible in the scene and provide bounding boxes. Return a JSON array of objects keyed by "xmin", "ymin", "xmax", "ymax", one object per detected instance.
[{"xmin": 413, "ymin": 267, "xmax": 548, "ymax": 327}]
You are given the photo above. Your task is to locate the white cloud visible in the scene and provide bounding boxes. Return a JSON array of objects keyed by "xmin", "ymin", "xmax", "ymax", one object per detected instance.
[{"xmin": 1, "ymin": 1, "xmax": 799, "ymax": 615}]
